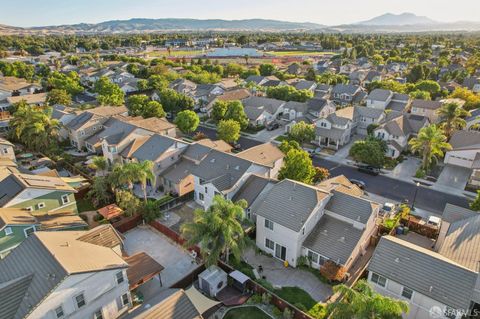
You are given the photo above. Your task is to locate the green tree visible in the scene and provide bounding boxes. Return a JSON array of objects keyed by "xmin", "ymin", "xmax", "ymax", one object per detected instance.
[
  {"xmin": 181, "ymin": 195, "xmax": 249, "ymax": 266},
  {"xmin": 409, "ymin": 90, "xmax": 431, "ymax": 100},
  {"xmin": 278, "ymin": 149, "xmax": 316, "ymax": 184},
  {"xmin": 437, "ymin": 102, "xmax": 471, "ymax": 138},
  {"xmin": 349, "ymin": 136, "xmax": 387, "ymax": 168},
  {"xmin": 471, "ymin": 191, "xmax": 480, "ymax": 211},
  {"xmin": 211, "ymin": 100, "xmax": 228, "ymax": 122},
  {"xmin": 449, "ymin": 87, "xmax": 480, "ymax": 111},
  {"xmin": 46, "ymin": 89, "xmax": 72, "ymax": 106},
  {"xmin": 327, "ymin": 280, "xmax": 409, "ymax": 319},
  {"xmin": 46, "ymin": 71, "xmax": 83, "ymax": 96},
  {"xmin": 126, "ymin": 95, "xmax": 165, "ymax": 118},
  {"xmin": 289, "ymin": 121, "xmax": 315, "ymax": 144},
  {"xmin": 409, "ymin": 125, "xmax": 451, "ymax": 171},
  {"xmin": 278, "ymin": 140, "xmax": 301, "ymax": 153},
  {"xmin": 115, "ymin": 189, "xmax": 141, "ymax": 216},
  {"xmin": 266, "ymin": 85, "xmax": 313, "ymax": 102},
  {"xmin": 159, "ymin": 88, "xmax": 194, "ymax": 113},
  {"xmin": 415, "ymin": 80, "xmax": 441, "ymax": 98},
  {"xmin": 87, "ymin": 176, "xmax": 114, "ymax": 208},
  {"xmin": 88, "ymin": 156, "xmax": 108, "ymax": 176},
  {"xmin": 175, "ymin": 110, "xmax": 200, "ymax": 134},
  {"xmin": 224, "ymin": 100, "xmax": 248, "ymax": 129},
  {"xmin": 259, "ymin": 63, "xmax": 276, "ymax": 76},
  {"xmin": 94, "ymin": 76, "xmax": 125, "ymax": 106},
  {"xmin": 313, "ymin": 167, "xmax": 330, "ymax": 183},
  {"xmin": 217, "ymin": 119, "xmax": 240, "ymax": 143}
]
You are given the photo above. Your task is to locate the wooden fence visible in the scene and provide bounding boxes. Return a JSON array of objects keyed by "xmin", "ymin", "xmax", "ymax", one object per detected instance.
[
  {"xmin": 112, "ymin": 214, "xmax": 143, "ymax": 233},
  {"xmin": 149, "ymin": 220, "xmax": 201, "ymax": 257},
  {"xmin": 157, "ymin": 192, "xmax": 194, "ymax": 212},
  {"xmin": 400, "ymin": 217, "xmax": 439, "ymax": 239}
]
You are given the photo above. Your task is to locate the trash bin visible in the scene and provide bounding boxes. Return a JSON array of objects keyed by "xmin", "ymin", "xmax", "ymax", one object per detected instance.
[
  {"xmin": 396, "ymin": 226, "xmax": 404, "ymax": 235},
  {"xmin": 403, "ymin": 227, "xmax": 409, "ymax": 235}
]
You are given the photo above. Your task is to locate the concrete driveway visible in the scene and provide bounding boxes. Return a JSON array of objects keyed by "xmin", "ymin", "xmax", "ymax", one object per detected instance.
[
  {"xmin": 436, "ymin": 164, "xmax": 472, "ymax": 190},
  {"xmin": 123, "ymin": 226, "xmax": 199, "ymax": 293},
  {"xmin": 386, "ymin": 157, "xmax": 421, "ymax": 180}
]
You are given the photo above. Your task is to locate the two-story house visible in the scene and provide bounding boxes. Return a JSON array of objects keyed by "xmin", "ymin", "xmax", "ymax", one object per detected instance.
[
  {"xmin": 0, "ymin": 137, "xmax": 15, "ymax": 162},
  {"xmin": 243, "ymin": 96, "xmax": 286, "ymax": 127},
  {"xmin": 368, "ymin": 236, "xmax": 479, "ymax": 319},
  {"xmin": 315, "ymin": 107, "xmax": 356, "ymax": 149},
  {"xmin": 410, "ymin": 100, "xmax": 444, "ymax": 123},
  {"xmin": 0, "ymin": 229, "xmax": 132, "ymax": 319},
  {"xmin": 366, "ymin": 89, "xmax": 394, "ymax": 110},
  {"xmin": 0, "ymin": 77, "xmax": 42, "ymax": 101},
  {"xmin": 374, "ymin": 113, "xmax": 429, "ymax": 158},
  {"xmin": 356, "ymin": 106, "xmax": 386, "ymax": 136},
  {"xmin": 331, "ymin": 84, "xmax": 365, "ymax": 106}
]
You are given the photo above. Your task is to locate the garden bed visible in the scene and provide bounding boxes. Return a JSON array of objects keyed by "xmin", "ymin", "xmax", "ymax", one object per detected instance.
[{"xmin": 224, "ymin": 306, "xmax": 272, "ymax": 319}]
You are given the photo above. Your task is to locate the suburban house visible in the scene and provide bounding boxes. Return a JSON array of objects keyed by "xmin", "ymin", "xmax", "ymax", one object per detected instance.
[
  {"xmin": 242, "ymin": 96, "xmax": 286, "ymax": 127},
  {"xmin": 444, "ymin": 130, "xmax": 480, "ymax": 169},
  {"xmin": 374, "ymin": 113, "xmax": 429, "ymax": 158},
  {"xmin": 203, "ymin": 88, "xmax": 251, "ymax": 115},
  {"xmin": 330, "ymin": 84, "xmax": 366, "ymax": 106},
  {"xmin": 65, "ymin": 106, "xmax": 128, "ymax": 150},
  {"xmin": 253, "ymin": 179, "xmax": 378, "ymax": 271},
  {"xmin": 169, "ymin": 79, "xmax": 224, "ymax": 108},
  {"xmin": 365, "ymin": 89, "xmax": 410, "ymax": 112},
  {"xmin": 282, "ymin": 101, "xmax": 309, "ymax": 121},
  {"xmin": 293, "ymin": 80, "xmax": 317, "ymax": 92},
  {"xmin": 0, "ymin": 137, "xmax": 15, "ymax": 162},
  {"xmin": 51, "ymin": 105, "xmax": 78, "ymax": 140},
  {"xmin": 0, "ymin": 77, "xmax": 42, "ymax": 101},
  {"xmin": 6, "ymin": 92, "xmax": 47, "ymax": 107},
  {"xmin": 355, "ymin": 106, "xmax": 385, "ymax": 136},
  {"xmin": 306, "ymin": 98, "xmax": 336, "ymax": 119},
  {"xmin": 315, "ymin": 107, "xmax": 357, "ymax": 149},
  {"xmin": 410, "ymin": 100, "xmax": 444, "ymax": 123},
  {"xmin": 463, "ymin": 76, "xmax": 480, "ymax": 93},
  {"xmin": 0, "ymin": 229, "xmax": 132, "ymax": 319},
  {"xmin": 236, "ymin": 143, "xmax": 284, "ymax": 178},
  {"xmin": 466, "ymin": 108, "xmax": 480, "ymax": 130},
  {"xmin": 0, "ymin": 168, "xmax": 78, "ymax": 215},
  {"xmin": 368, "ymin": 236, "xmax": 480, "ymax": 319},
  {"xmin": 191, "ymin": 149, "xmax": 271, "ymax": 209}
]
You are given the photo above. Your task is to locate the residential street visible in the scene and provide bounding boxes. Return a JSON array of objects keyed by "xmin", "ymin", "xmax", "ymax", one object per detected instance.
[{"xmin": 197, "ymin": 126, "xmax": 471, "ymax": 214}]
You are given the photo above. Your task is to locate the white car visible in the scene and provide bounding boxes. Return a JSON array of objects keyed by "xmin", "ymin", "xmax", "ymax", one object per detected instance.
[
  {"xmin": 380, "ymin": 203, "xmax": 396, "ymax": 217},
  {"xmin": 427, "ymin": 216, "xmax": 442, "ymax": 228}
]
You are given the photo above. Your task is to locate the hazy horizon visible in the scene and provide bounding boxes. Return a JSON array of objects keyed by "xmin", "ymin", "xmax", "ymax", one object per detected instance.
[{"xmin": 2, "ymin": 0, "xmax": 480, "ymax": 28}]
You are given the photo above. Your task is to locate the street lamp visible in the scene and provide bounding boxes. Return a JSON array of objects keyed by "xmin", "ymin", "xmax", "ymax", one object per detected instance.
[{"xmin": 411, "ymin": 182, "xmax": 421, "ymax": 211}]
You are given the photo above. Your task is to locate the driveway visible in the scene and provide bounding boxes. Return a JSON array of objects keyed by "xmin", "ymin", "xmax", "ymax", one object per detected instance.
[
  {"xmin": 386, "ymin": 157, "xmax": 421, "ymax": 180},
  {"xmin": 243, "ymin": 249, "xmax": 332, "ymax": 302},
  {"xmin": 436, "ymin": 164, "xmax": 472, "ymax": 190},
  {"xmin": 123, "ymin": 226, "xmax": 199, "ymax": 294},
  {"xmin": 254, "ymin": 126, "xmax": 286, "ymax": 143}
]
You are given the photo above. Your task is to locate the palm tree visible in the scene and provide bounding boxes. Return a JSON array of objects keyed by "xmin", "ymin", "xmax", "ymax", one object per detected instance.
[
  {"xmin": 436, "ymin": 102, "xmax": 471, "ymax": 138},
  {"xmin": 135, "ymin": 161, "xmax": 155, "ymax": 202},
  {"xmin": 181, "ymin": 196, "xmax": 249, "ymax": 266},
  {"xmin": 244, "ymin": 54, "xmax": 249, "ymax": 66},
  {"xmin": 327, "ymin": 279, "xmax": 409, "ymax": 319},
  {"xmin": 89, "ymin": 156, "xmax": 108, "ymax": 176},
  {"xmin": 409, "ymin": 125, "xmax": 451, "ymax": 171},
  {"xmin": 109, "ymin": 163, "xmax": 137, "ymax": 192}
]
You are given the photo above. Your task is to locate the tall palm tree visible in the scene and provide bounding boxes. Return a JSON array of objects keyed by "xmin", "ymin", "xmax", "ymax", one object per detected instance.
[
  {"xmin": 436, "ymin": 102, "xmax": 471, "ymax": 138},
  {"xmin": 181, "ymin": 196, "xmax": 249, "ymax": 266},
  {"xmin": 135, "ymin": 161, "xmax": 155, "ymax": 202},
  {"xmin": 89, "ymin": 156, "xmax": 108, "ymax": 176},
  {"xmin": 327, "ymin": 279, "xmax": 409, "ymax": 319},
  {"xmin": 109, "ymin": 163, "xmax": 137, "ymax": 191},
  {"xmin": 409, "ymin": 125, "xmax": 452, "ymax": 171}
]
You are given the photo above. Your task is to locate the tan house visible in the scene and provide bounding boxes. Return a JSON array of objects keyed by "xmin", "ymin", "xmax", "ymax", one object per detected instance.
[
  {"xmin": 6, "ymin": 92, "xmax": 47, "ymax": 107},
  {"xmin": 236, "ymin": 143, "xmax": 284, "ymax": 178},
  {"xmin": 410, "ymin": 99, "xmax": 443, "ymax": 123},
  {"xmin": 0, "ymin": 137, "xmax": 15, "ymax": 162}
]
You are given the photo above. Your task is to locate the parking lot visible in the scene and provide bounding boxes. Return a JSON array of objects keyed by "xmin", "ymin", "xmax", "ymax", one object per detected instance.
[{"xmin": 123, "ymin": 226, "xmax": 199, "ymax": 295}]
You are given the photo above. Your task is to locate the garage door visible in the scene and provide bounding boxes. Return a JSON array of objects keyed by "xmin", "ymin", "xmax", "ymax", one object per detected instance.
[{"xmin": 445, "ymin": 154, "xmax": 474, "ymax": 168}]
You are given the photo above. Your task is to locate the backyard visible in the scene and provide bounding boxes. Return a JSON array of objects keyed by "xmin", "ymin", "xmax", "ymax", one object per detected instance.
[{"xmin": 224, "ymin": 306, "xmax": 271, "ymax": 319}]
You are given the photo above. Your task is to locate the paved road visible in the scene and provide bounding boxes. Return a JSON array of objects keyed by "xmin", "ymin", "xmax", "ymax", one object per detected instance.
[
  {"xmin": 196, "ymin": 126, "xmax": 471, "ymax": 214},
  {"xmin": 313, "ymin": 158, "xmax": 470, "ymax": 214}
]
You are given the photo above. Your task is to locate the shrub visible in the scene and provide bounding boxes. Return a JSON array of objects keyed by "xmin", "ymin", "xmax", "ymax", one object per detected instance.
[
  {"xmin": 415, "ymin": 169, "xmax": 426, "ymax": 178},
  {"xmin": 272, "ymin": 307, "xmax": 283, "ymax": 318},
  {"xmin": 262, "ymin": 292, "xmax": 272, "ymax": 305},
  {"xmin": 283, "ymin": 308, "xmax": 293, "ymax": 319},
  {"xmin": 319, "ymin": 261, "xmax": 347, "ymax": 282},
  {"xmin": 247, "ymin": 293, "xmax": 262, "ymax": 304},
  {"xmin": 308, "ymin": 303, "xmax": 327, "ymax": 319}
]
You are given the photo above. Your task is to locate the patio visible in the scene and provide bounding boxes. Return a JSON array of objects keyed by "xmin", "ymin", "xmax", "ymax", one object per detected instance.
[
  {"xmin": 132, "ymin": 184, "xmax": 164, "ymax": 200},
  {"xmin": 243, "ymin": 249, "xmax": 332, "ymax": 302},
  {"xmin": 123, "ymin": 226, "xmax": 199, "ymax": 299}
]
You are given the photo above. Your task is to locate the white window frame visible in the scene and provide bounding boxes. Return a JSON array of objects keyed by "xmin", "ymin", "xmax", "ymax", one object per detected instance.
[
  {"xmin": 23, "ymin": 226, "xmax": 35, "ymax": 237},
  {"xmin": 26, "ymin": 206, "xmax": 33, "ymax": 212},
  {"xmin": 61, "ymin": 194, "xmax": 70, "ymax": 205},
  {"xmin": 401, "ymin": 286, "xmax": 413, "ymax": 300},
  {"xmin": 93, "ymin": 308, "xmax": 103, "ymax": 319},
  {"xmin": 264, "ymin": 219, "xmax": 274, "ymax": 231},
  {"xmin": 265, "ymin": 238, "xmax": 275, "ymax": 250},
  {"xmin": 371, "ymin": 272, "xmax": 387, "ymax": 287},
  {"xmin": 37, "ymin": 202, "xmax": 46, "ymax": 209},
  {"xmin": 121, "ymin": 293, "xmax": 129, "ymax": 307},
  {"xmin": 4, "ymin": 227, "xmax": 12, "ymax": 236},
  {"xmin": 74, "ymin": 293, "xmax": 86, "ymax": 309},
  {"xmin": 198, "ymin": 193, "xmax": 204, "ymax": 201},
  {"xmin": 307, "ymin": 250, "xmax": 319, "ymax": 264},
  {"xmin": 54, "ymin": 305, "xmax": 64, "ymax": 319}
]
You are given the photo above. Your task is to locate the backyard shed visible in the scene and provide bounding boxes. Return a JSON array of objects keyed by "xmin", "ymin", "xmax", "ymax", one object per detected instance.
[
  {"xmin": 229, "ymin": 270, "xmax": 250, "ymax": 293},
  {"xmin": 198, "ymin": 265, "xmax": 227, "ymax": 298}
]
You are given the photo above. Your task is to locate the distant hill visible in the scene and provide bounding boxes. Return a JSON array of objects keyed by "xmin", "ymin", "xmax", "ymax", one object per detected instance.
[{"xmin": 356, "ymin": 13, "xmax": 437, "ymax": 26}]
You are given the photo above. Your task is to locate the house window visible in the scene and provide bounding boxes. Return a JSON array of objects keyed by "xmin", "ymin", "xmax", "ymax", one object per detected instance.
[
  {"xmin": 265, "ymin": 238, "xmax": 275, "ymax": 250},
  {"xmin": 24, "ymin": 227, "xmax": 35, "ymax": 237},
  {"xmin": 2, "ymin": 148, "xmax": 8, "ymax": 154},
  {"xmin": 93, "ymin": 309, "xmax": 103, "ymax": 319},
  {"xmin": 37, "ymin": 202, "xmax": 46, "ymax": 209},
  {"xmin": 320, "ymin": 122, "xmax": 327, "ymax": 128},
  {"xmin": 121, "ymin": 293, "xmax": 129, "ymax": 307},
  {"xmin": 80, "ymin": 131, "xmax": 85, "ymax": 136},
  {"xmin": 116, "ymin": 271, "xmax": 124, "ymax": 284},
  {"xmin": 370, "ymin": 273, "xmax": 386, "ymax": 287},
  {"xmin": 204, "ymin": 186, "xmax": 208, "ymax": 194},
  {"xmin": 4, "ymin": 227, "xmax": 12, "ymax": 236},
  {"xmin": 401, "ymin": 287, "xmax": 413, "ymax": 300},
  {"xmin": 264, "ymin": 219, "xmax": 274, "ymax": 231},
  {"xmin": 198, "ymin": 193, "xmax": 204, "ymax": 201},
  {"xmin": 75, "ymin": 293, "xmax": 86, "ymax": 309},
  {"xmin": 61, "ymin": 194, "xmax": 70, "ymax": 205},
  {"xmin": 307, "ymin": 250, "xmax": 319, "ymax": 264},
  {"xmin": 319, "ymin": 256, "xmax": 328, "ymax": 266},
  {"xmin": 54, "ymin": 306, "xmax": 64, "ymax": 318},
  {"xmin": 26, "ymin": 207, "xmax": 33, "ymax": 212}
]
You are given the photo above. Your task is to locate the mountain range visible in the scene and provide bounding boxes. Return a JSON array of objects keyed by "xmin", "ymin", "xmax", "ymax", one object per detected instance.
[{"xmin": 1, "ymin": 13, "xmax": 480, "ymax": 35}]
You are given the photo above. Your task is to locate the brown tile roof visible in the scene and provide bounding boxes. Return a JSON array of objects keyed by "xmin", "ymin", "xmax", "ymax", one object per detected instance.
[
  {"xmin": 36, "ymin": 212, "xmax": 87, "ymax": 230},
  {"xmin": 196, "ymin": 138, "xmax": 233, "ymax": 152},
  {"xmin": 126, "ymin": 116, "xmax": 176, "ymax": 133},
  {"xmin": 0, "ymin": 77, "xmax": 40, "ymax": 91},
  {"xmin": 236, "ymin": 142, "xmax": 284, "ymax": 168},
  {"xmin": 97, "ymin": 204, "xmax": 124, "ymax": 220},
  {"xmin": 124, "ymin": 252, "xmax": 164, "ymax": 290},
  {"xmin": 77, "ymin": 224, "xmax": 124, "ymax": 249},
  {"xmin": 216, "ymin": 88, "xmax": 251, "ymax": 101},
  {"xmin": 7, "ymin": 93, "xmax": 47, "ymax": 105},
  {"xmin": 88, "ymin": 105, "xmax": 128, "ymax": 116},
  {"xmin": 0, "ymin": 208, "xmax": 37, "ymax": 229},
  {"xmin": 317, "ymin": 175, "xmax": 363, "ymax": 197}
]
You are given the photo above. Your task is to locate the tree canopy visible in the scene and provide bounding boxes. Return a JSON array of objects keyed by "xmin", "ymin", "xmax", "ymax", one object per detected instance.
[{"xmin": 175, "ymin": 110, "xmax": 200, "ymax": 134}]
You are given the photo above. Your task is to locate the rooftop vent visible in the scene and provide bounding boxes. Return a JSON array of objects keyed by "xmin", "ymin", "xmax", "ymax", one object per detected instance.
[{"xmin": 339, "ymin": 237, "xmax": 345, "ymax": 243}]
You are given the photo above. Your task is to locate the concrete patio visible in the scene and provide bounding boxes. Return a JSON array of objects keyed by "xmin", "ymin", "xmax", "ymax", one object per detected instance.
[{"xmin": 243, "ymin": 249, "xmax": 332, "ymax": 302}]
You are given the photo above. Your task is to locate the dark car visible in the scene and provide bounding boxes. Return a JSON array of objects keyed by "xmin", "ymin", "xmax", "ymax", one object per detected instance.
[
  {"xmin": 350, "ymin": 179, "xmax": 366, "ymax": 189},
  {"xmin": 266, "ymin": 122, "xmax": 280, "ymax": 131},
  {"xmin": 357, "ymin": 165, "xmax": 380, "ymax": 176}
]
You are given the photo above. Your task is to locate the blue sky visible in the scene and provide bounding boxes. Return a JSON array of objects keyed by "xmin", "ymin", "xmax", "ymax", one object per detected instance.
[{"xmin": 2, "ymin": 0, "xmax": 479, "ymax": 27}]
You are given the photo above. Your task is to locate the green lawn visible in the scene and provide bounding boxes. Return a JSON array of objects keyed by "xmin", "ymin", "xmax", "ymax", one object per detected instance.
[
  {"xmin": 224, "ymin": 306, "xmax": 270, "ymax": 319},
  {"xmin": 274, "ymin": 287, "xmax": 317, "ymax": 310},
  {"xmin": 76, "ymin": 198, "xmax": 96, "ymax": 213}
]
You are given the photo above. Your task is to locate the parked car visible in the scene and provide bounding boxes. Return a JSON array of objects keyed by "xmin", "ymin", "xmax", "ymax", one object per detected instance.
[
  {"xmin": 427, "ymin": 216, "xmax": 442, "ymax": 228},
  {"xmin": 303, "ymin": 148, "xmax": 315, "ymax": 157},
  {"xmin": 380, "ymin": 203, "xmax": 396, "ymax": 217},
  {"xmin": 266, "ymin": 122, "xmax": 280, "ymax": 131},
  {"xmin": 350, "ymin": 179, "xmax": 366, "ymax": 189},
  {"xmin": 357, "ymin": 165, "xmax": 380, "ymax": 176}
]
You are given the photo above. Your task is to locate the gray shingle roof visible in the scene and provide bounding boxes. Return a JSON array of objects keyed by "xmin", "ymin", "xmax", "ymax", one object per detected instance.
[
  {"xmin": 367, "ymin": 89, "xmax": 392, "ymax": 102},
  {"xmin": 284, "ymin": 101, "xmax": 308, "ymax": 113},
  {"xmin": 442, "ymin": 203, "xmax": 478, "ymax": 223},
  {"xmin": 254, "ymin": 180, "xmax": 329, "ymax": 232},
  {"xmin": 161, "ymin": 158, "xmax": 195, "ymax": 183},
  {"xmin": 411, "ymin": 99, "xmax": 443, "ymax": 110},
  {"xmin": 231, "ymin": 174, "xmax": 276, "ymax": 207},
  {"xmin": 355, "ymin": 106, "xmax": 384, "ymax": 119},
  {"xmin": 243, "ymin": 96, "xmax": 285, "ymax": 114},
  {"xmin": 0, "ymin": 173, "xmax": 24, "ymax": 207},
  {"xmin": 315, "ymin": 126, "xmax": 347, "ymax": 140},
  {"xmin": 65, "ymin": 111, "xmax": 94, "ymax": 130},
  {"xmin": 182, "ymin": 143, "xmax": 212, "ymax": 162},
  {"xmin": 448, "ymin": 130, "xmax": 480, "ymax": 150},
  {"xmin": 294, "ymin": 80, "xmax": 316, "ymax": 91},
  {"xmin": 368, "ymin": 236, "xmax": 477, "ymax": 310},
  {"xmin": 131, "ymin": 134, "xmax": 177, "ymax": 162},
  {"xmin": 332, "ymin": 84, "xmax": 360, "ymax": 96},
  {"xmin": 325, "ymin": 190, "xmax": 374, "ymax": 224},
  {"xmin": 191, "ymin": 150, "xmax": 254, "ymax": 192},
  {"xmin": 303, "ymin": 214, "xmax": 364, "ymax": 265}
]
